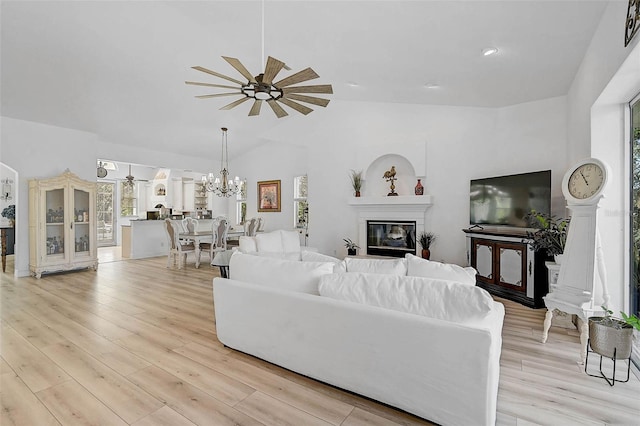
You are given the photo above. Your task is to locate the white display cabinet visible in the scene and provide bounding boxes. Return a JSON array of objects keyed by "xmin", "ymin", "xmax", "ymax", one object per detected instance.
[{"xmin": 29, "ymin": 170, "xmax": 98, "ymax": 278}]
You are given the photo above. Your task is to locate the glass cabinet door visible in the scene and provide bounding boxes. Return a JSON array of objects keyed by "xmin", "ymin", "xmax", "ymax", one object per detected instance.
[
  {"xmin": 73, "ymin": 188, "xmax": 91, "ymax": 256},
  {"xmin": 45, "ymin": 188, "xmax": 66, "ymax": 258}
]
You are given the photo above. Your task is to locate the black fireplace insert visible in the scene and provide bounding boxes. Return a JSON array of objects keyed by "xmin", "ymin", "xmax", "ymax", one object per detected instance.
[{"xmin": 366, "ymin": 220, "xmax": 416, "ymax": 258}]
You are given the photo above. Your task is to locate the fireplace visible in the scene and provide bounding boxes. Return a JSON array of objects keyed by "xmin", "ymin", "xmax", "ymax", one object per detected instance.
[
  {"xmin": 367, "ymin": 220, "xmax": 416, "ymax": 258},
  {"xmin": 348, "ymin": 195, "xmax": 432, "ymax": 257}
]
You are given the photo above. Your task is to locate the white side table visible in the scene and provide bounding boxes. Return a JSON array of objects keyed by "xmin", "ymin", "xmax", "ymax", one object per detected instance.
[{"xmin": 545, "ymin": 261, "xmax": 577, "ymax": 329}]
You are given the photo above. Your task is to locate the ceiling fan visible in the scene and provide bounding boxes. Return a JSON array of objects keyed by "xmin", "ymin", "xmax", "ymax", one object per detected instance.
[
  {"xmin": 186, "ymin": 56, "xmax": 333, "ymax": 118},
  {"xmin": 122, "ymin": 164, "xmax": 150, "ymax": 188}
]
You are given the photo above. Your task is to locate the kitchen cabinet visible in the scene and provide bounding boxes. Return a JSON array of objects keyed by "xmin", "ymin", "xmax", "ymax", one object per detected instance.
[
  {"xmin": 29, "ymin": 170, "xmax": 98, "ymax": 278},
  {"xmin": 183, "ymin": 180, "xmax": 208, "ymax": 213}
]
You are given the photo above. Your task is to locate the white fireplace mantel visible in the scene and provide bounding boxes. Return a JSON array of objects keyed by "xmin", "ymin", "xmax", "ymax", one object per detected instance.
[
  {"xmin": 348, "ymin": 195, "xmax": 433, "ymax": 208},
  {"xmin": 348, "ymin": 195, "xmax": 433, "ymax": 255}
]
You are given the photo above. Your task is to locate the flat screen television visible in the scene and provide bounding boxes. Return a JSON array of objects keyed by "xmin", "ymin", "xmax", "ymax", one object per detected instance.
[{"xmin": 470, "ymin": 170, "xmax": 551, "ymax": 228}]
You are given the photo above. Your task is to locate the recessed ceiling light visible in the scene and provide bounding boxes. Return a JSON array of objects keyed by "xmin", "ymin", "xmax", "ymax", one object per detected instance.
[
  {"xmin": 482, "ymin": 47, "xmax": 499, "ymax": 57},
  {"xmin": 424, "ymin": 83, "xmax": 440, "ymax": 89},
  {"xmin": 347, "ymin": 81, "xmax": 359, "ymax": 87}
]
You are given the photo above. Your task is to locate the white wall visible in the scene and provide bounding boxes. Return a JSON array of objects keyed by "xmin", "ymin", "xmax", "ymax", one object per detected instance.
[
  {"xmin": 233, "ymin": 139, "xmax": 309, "ymax": 232},
  {"xmin": 0, "ymin": 116, "xmax": 229, "ymax": 277},
  {"xmin": 236, "ymin": 97, "xmax": 568, "ymax": 261},
  {"xmin": 566, "ymin": 0, "xmax": 640, "ymax": 312}
]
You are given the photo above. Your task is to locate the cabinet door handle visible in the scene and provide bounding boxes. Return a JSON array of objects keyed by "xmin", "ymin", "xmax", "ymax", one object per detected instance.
[{"xmin": 529, "ymin": 260, "xmax": 532, "ymax": 275}]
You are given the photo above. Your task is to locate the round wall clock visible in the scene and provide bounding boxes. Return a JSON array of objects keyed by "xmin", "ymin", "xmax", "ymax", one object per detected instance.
[
  {"xmin": 561, "ymin": 158, "xmax": 609, "ymax": 204},
  {"xmin": 97, "ymin": 162, "xmax": 107, "ymax": 178}
]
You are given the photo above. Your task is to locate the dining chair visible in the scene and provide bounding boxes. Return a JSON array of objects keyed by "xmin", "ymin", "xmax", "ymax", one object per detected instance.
[
  {"xmin": 164, "ymin": 219, "xmax": 196, "ymax": 269},
  {"xmin": 199, "ymin": 216, "xmax": 230, "ymax": 265},
  {"xmin": 182, "ymin": 217, "xmax": 199, "ymax": 233},
  {"xmin": 244, "ymin": 217, "xmax": 258, "ymax": 237}
]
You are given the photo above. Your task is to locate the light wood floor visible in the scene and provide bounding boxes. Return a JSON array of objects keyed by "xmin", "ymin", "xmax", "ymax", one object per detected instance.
[{"xmin": 1, "ymin": 255, "xmax": 639, "ymax": 426}]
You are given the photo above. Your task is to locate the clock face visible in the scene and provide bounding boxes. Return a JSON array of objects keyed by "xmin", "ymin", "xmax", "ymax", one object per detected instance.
[
  {"xmin": 97, "ymin": 167, "xmax": 107, "ymax": 178},
  {"xmin": 567, "ymin": 163, "xmax": 604, "ymax": 200}
]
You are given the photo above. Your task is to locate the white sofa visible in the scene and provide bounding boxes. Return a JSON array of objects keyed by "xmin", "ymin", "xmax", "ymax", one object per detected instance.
[
  {"xmin": 237, "ymin": 229, "xmax": 317, "ymax": 259},
  {"xmin": 213, "ymin": 252, "xmax": 504, "ymax": 426}
]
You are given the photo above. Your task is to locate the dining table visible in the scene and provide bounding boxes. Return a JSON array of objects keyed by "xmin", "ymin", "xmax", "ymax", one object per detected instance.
[
  {"xmin": 179, "ymin": 229, "xmax": 244, "ymax": 268},
  {"xmin": 178, "ymin": 231, "xmax": 212, "ymax": 268}
]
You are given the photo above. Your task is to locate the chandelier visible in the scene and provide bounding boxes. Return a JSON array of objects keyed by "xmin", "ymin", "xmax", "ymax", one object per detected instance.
[{"xmin": 202, "ymin": 127, "xmax": 241, "ymax": 197}]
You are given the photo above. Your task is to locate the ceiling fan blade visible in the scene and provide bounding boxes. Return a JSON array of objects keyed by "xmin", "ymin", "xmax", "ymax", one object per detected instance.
[
  {"xmin": 262, "ymin": 56, "xmax": 286, "ymax": 85},
  {"xmin": 273, "ymin": 67, "xmax": 319, "ymax": 88},
  {"xmin": 267, "ymin": 99, "xmax": 288, "ymax": 118},
  {"xmin": 185, "ymin": 81, "xmax": 240, "ymax": 90},
  {"xmin": 286, "ymin": 93, "xmax": 330, "ymax": 107},
  {"xmin": 222, "ymin": 56, "xmax": 257, "ymax": 84},
  {"xmin": 278, "ymin": 98, "xmax": 314, "ymax": 115},
  {"xmin": 192, "ymin": 66, "xmax": 245, "ymax": 86},
  {"xmin": 220, "ymin": 96, "xmax": 251, "ymax": 110},
  {"xmin": 248, "ymin": 99, "xmax": 263, "ymax": 116},
  {"xmin": 282, "ymin": 84, "xmax": 333, "ymax": 94},
  {"xmin": 195, "ymin": 92, "xmax": 243, "ymax": 99}
]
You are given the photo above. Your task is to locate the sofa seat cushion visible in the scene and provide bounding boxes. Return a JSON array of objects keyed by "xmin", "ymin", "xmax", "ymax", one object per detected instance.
[
  {"xmin": 229, "ymin": 252, "xmax": 334, "ymax": 295},
  {"xmin": 344, "ymin": 257, "xmax": 407, "ymax": 275},
  {"xmin": 318, "ymin": 272, "xmax": 495, "ymax": 324},
  {"xmin": 405, "ymin": 254, "xmax": 477, "ymax": 285}
]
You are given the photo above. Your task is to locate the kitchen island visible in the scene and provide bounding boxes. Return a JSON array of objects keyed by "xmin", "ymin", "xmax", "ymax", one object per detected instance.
[{"xmin": 121, "ymin": 219, "xmax": 214, "ymax": 259}]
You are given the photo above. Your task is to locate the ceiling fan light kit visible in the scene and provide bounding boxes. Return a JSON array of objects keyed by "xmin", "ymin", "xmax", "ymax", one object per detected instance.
[{"xmin": 186, "ymin": 56, "xmax": 333, "ymax": 118}]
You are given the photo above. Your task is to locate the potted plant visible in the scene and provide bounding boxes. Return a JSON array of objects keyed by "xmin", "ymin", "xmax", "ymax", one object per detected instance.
[
  {"xmin": 349, "ymin": 169, "xmax": 363, "ymax": 197},
  {"xmin": 588, "ymin": 307, "xmax": 639, "ymax": 374},
  {"xmin": 525, "ymin": 210, "xmax": 569, "ymax": 262},
  {"xmin": 418, "ymin": 232, "xmax": 436, "ymax": 259},
  {"xmin": 1, "ymin": 204, "xmax": 15, "ymax": 227},
  {"xmin": 343, "ymin": 238, "xmax": 360, "ymax": 256}
]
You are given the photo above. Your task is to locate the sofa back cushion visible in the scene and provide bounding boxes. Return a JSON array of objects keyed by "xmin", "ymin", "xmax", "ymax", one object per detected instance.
[
  {"xmin": 247, "ymin": 251, "xmax": 302, "ymax": 261},
  {"xmin": 239, "ymin": 235, "xmax": 258, "ymax": 253},
  {"xmin": 405, "ymin": 254, "xmax": 477, "ymax": 285},
  {"xmin": 301, "ymin": 251, "xmax": 347, "ymax": 273},
  {"xmin": 344, "ymin": 257, "xmax": 407, "ymax": 275},
  {"xmin": 318, "ymin": 272, "xmax": 494, "ymax": 324},
  {"xmin": 229, "ymin": 252, "xmax": 334, "ymax": 295},
  {"xmin": 255, "ymin": 231, "xmax": 283, "ymax": 252}
]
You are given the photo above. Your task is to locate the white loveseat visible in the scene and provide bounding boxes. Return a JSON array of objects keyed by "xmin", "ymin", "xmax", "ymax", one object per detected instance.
[{"xmin": 213, "ymin": 253, "xmax": 504, "ymax": 426}]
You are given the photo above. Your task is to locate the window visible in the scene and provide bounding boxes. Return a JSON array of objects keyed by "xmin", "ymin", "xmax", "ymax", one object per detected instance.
[
  {"xmin": 120, "ymin": 181, "xmax": 137, "ymax": 217},
  {"xmin": 629, "ymin": 92, "xmax": 640, "ymax": 370},
  {"xmin": 96, "ymin": 182, "xmax": 115, "ymax": 246},
  {"xmin": 294, "ymin": 175, "xmax": 308, "ymax": 229},
  {"xmin": 236, "ymin": 179, "xmax": 247, "ymax": 225}
]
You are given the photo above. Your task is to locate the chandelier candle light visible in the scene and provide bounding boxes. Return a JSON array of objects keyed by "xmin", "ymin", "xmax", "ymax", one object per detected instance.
[{"xmin": 202, "ymin": 127, "xmax": 242, "ymax": 197}]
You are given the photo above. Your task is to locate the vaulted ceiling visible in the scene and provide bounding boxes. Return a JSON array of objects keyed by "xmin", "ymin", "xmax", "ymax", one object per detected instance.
[{"xmin": 1, "ymin": 1, "xmax": 610, "ymax": 160}]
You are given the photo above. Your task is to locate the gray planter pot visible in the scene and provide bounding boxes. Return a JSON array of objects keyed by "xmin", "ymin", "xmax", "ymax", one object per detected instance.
[{"xmin": 588, "ymin": 317, "xmax": 633, "ymax": 359}]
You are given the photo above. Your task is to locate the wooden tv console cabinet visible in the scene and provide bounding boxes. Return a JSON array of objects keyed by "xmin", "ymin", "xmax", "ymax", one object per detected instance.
[{"xmin": 463, "ymin": 228, "xmax": 550, "ymax": 308}]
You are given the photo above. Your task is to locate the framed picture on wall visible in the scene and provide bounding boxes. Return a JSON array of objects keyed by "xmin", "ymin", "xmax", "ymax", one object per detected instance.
[{"xmin": 257, "ymin": 180, "xmax": 281, "ymax": 212}]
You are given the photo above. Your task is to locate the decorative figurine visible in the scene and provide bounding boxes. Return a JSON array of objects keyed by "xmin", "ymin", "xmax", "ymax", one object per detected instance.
[{"xmin": 383, "ymin": 166, "xmax": 398, "ymax": 196}]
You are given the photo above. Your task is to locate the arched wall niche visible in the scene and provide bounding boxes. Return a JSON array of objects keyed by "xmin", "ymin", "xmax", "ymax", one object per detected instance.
[{"xmin": 363, "ymin": 154, "xmax": 418, "ymax": 197}]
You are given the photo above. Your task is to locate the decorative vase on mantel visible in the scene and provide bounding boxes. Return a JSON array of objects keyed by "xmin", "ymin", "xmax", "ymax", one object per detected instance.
[
  {"xmin": 355, "ymin": 191, "xmax": 361, "ymax": 197},
  {"xmin": 415, "ymin": 179, "xmax": 424, "ymax": 196}
]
